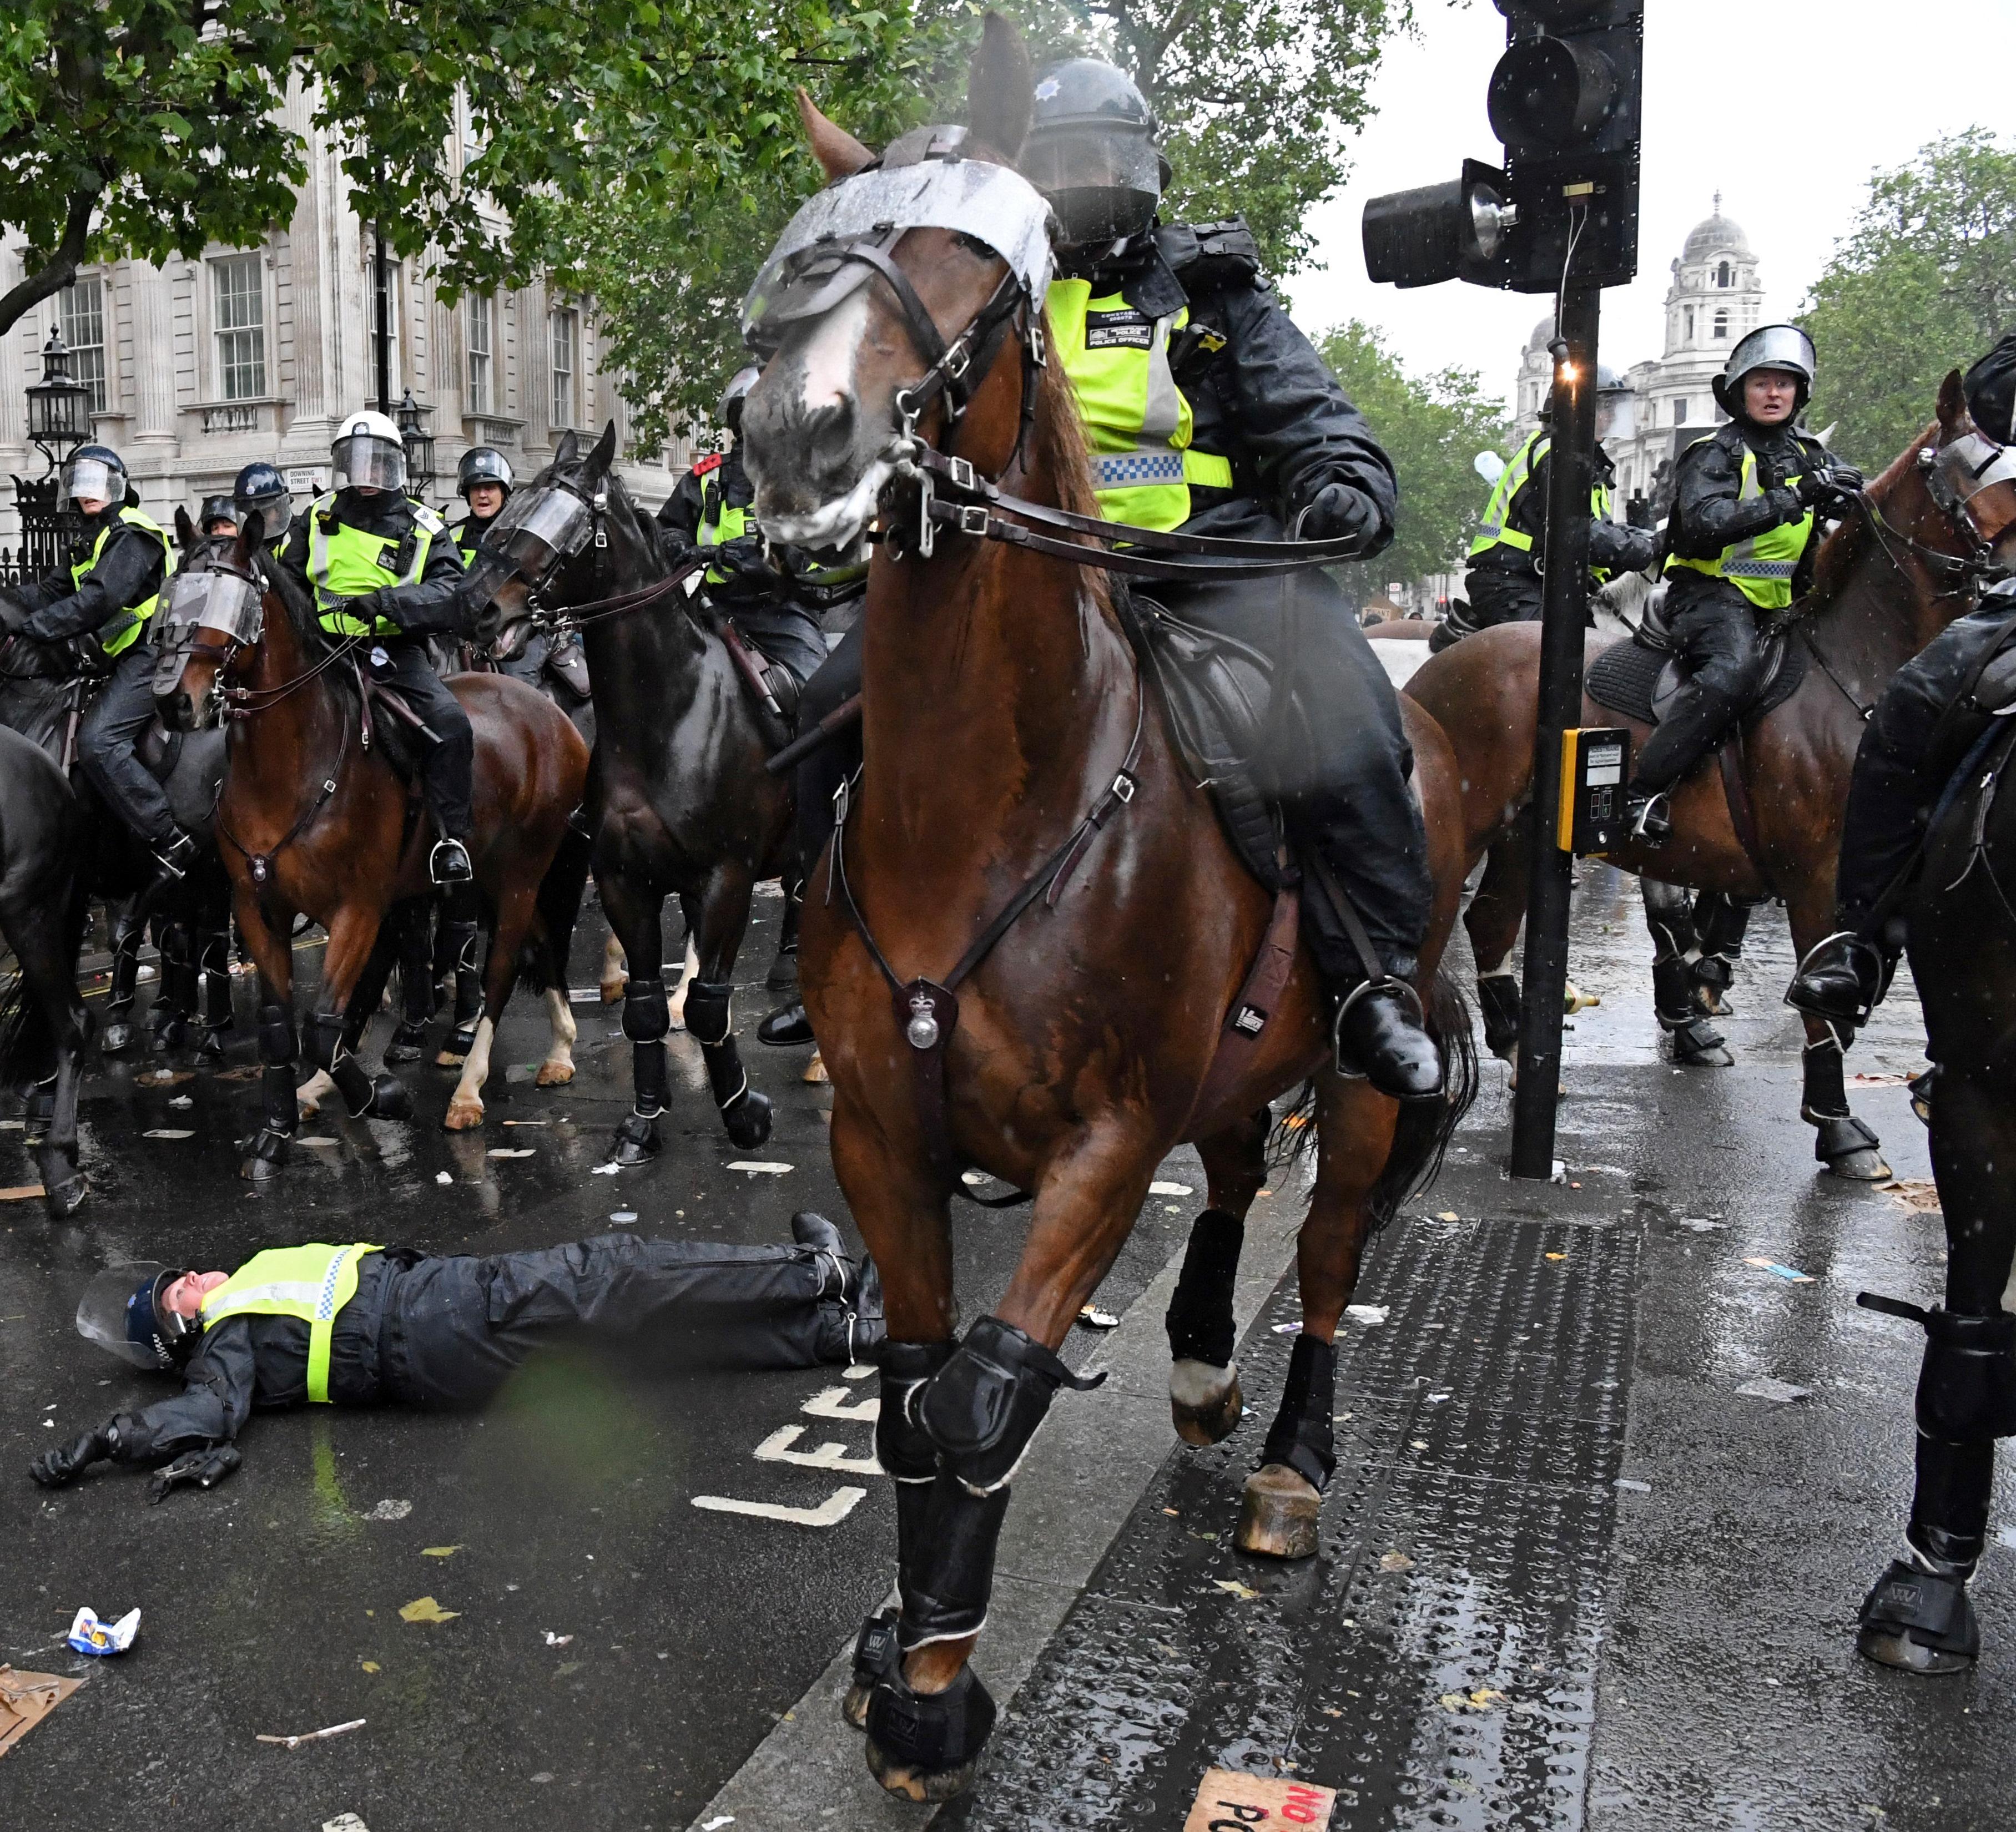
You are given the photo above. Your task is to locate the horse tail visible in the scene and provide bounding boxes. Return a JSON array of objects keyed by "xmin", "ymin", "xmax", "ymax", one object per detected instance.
[
  {"xmin": 1365, "ymin": 963, "xmax": 1479, "ymax": 1232},
  {"xmin": 516, "ymin": 820, "xmax": 593, "ymax": 997}
]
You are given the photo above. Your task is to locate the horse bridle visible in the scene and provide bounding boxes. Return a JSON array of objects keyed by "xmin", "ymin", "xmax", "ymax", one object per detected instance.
[
  {"xmin": 155, "ymin": 553, "xmax": 362, "ymax": 725},
  {"xmin": 1854, "ymin": 430, "xmax": 2016, "ymax": 596},
  {"xmin": 476, "ymin": 473, "xmax": 703, "ymax": 637}
]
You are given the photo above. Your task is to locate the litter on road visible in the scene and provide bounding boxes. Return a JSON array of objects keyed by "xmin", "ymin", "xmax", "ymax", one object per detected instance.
[
  {"xmin": 67, "ymin": 1606, "xmax": 139, "ymax": 1656},
  {"xmin": 1735, "ymin": 1377, "xmax": 1812, "ymax": 1404},
  {"xmin": 1182, "ymin": 1768, "xmax": 1335, "ymax": 1832},
  {"xmin": 256, "ymin": 1718, "xmax": 366, "ymax": 1749},
  {"xmin": 365, "ymin": 1499, "xmax": 412, "ymax": 1521},
  {"xmin": 1744, "ymin": 1258, "xmax": 1816, "ymax": 1282},
  {"xmin": 0, "ymin": 1667, "xmax": 83, "ymax": 1757}
]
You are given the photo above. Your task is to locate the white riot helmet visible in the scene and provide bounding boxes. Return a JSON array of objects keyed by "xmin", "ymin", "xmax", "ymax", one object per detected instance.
[
  {"xmin": 1715, "ymin": 325, "xmax": 1817, "ymax": 418},
  {"xmin": 331, "ymin": 410, "xmax": 409, "ymax": 493},
  {"xmin": 61, "ymin": 443, "xmax": 129, "ymax": 512}
]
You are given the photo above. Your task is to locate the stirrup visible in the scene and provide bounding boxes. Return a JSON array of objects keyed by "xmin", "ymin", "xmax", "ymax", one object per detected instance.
[
  {"xmin": 429, "ymin": 837, "xmax": 474, "ymax": 886},
  {"xmin": 1625, "ymin": 790, "xmax": 1671, "ymax": 845},
  {"xmin": 1329, "ymin": 974, "xmax": 1427, "ymax": 1081},
  {"xmin": 1786, "ymin": 929, "xmax": 1886, "ymax": 1026}
]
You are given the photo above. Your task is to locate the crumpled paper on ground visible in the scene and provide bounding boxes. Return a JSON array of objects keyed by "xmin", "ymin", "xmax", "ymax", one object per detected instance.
[
  {"xmin": 67, "ymin": 1606, "xmax": 139, "ymax": 1657},
  {"xmin": 1, "ymin": 1666, "xmax": 83, "ymax": 1755}
]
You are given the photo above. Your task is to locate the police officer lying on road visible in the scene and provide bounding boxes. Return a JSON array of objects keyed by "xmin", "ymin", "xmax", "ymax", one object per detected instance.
[{"xmin": 31, "ymin": 1214, "xmax": 881, "ymax": 1501}]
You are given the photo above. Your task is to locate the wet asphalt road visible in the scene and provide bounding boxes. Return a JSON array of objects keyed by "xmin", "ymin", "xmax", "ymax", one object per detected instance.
[{"xmin": 1, "ymin": 869, "xmax": 2004, "ymax": 1830}]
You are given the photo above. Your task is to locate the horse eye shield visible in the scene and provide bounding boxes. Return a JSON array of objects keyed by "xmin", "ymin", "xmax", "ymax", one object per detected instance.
[
  {"xmin": 481, "ymin": 487, "xmax": 594, "ymax": 578},
  {"xmin": 159, "ymin": 568, "xmax": 263, "ymax": 644}
]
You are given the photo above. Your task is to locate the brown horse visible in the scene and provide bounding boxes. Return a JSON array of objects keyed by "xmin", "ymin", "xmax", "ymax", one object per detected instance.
[
  {"xmin": 155, "ymin": 516, "xmax": 589, "ymax": 1175},
  {"xmin": 740, "ymin": 19, "xmax": 1474, "ymax": 1800},
  {"xmin": 1405, "ymin": 374, "xmax": 2016, "ymax": 1178}
]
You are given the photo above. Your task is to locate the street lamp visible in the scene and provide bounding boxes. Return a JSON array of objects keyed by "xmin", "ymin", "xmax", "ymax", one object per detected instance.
[
  {"xmin": 26, "ymin": 329, "xmax": 92, "ymax": 474},
  {"xmin": 395, "ymin": 389, "xmax": 435, "ymax": 501}
]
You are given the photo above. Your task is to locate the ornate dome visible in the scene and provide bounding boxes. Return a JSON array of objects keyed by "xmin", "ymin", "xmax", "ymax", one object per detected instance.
[
  {"xmin": 1681, "ymin": 196, "xmax": 1753, "ymax": 265},
  {"xmin": 1525, "ymin": 315, "xmax": 1555, "ymax": 353}
]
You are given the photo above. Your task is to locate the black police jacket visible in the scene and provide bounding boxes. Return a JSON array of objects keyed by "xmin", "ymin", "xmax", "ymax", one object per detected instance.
[
  {"xmin": 1667, "ymin": 419, "xmax": 1843, "ymax": 602},
  {"xmin": 1467, "ymin": 440, "xmax": 1659, "ymax": 584},
  {"xmin": 9, "ymin": 511, "xmax": 168, "ymax": 647},
  {"xmin": 1070, "ymin": 218, "xmax": 1398, "ymax": 550},
  {"xmin": 276, "ymin": 489, "xmax": 468, "ymax": 638}
]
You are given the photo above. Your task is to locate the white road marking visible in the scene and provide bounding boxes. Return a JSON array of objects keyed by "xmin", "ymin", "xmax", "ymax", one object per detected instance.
[
  {"xmin": 753, "ymin": 1425, "xmax": 881, "ymax": 1475},
  {"xmin": 802, "ymin": 1386, "xmax": 880, "ymax": 1422},
  {"xmin": 691, "ymin": 1487, "xmax": 868, "ymax": 1527},
  {"xmin": 725, "ymin": 1160, "xmax": 792, "ymax": 1175}
]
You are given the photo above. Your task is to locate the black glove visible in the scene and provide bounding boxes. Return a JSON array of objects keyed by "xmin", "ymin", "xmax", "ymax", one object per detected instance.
[
  {"xmin": 1796, "ymin": 466, "xmax": 1860, "ymax": 509},
  {"xmin": 0, "ymin": 592, "xmax": 32, "ymax": 637},
  {"xmin": 31, "ymin": 1425, "xmax": 113, "ymax": 1488},
  {"xmin": 1299, "ymin": 483, "xmax": 1382, "ymax": 548},
  {"xmin": 147, "ymin": 1443, "xmax": 241, "ymax": 1504},
  {"xmin": 61, "ymin": 633, "xmax": 109, "ymax": 677}
]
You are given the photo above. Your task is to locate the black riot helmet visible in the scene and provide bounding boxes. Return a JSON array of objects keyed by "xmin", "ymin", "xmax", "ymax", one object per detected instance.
[
  {"xmin": 61, "ymin": 443, "xmax": 130, "ymax": 516},
  {"xmin": 198, "ymin": 494, "xmax": 238, "ymax": 536},
  {"xmin": 233, "ymin": 461, "xmax": 293, "ymax": 537},
  {"xmin": 1022, "ymin": 59, "xmax": 1170, "ymax": 250},
  {"xmin": 457, "ymin": 446, "xmax": 515, "ymax": 504},
  {"xmin": 75, "ymin": 1264, "xmax": 201, "ymax": 1372}
]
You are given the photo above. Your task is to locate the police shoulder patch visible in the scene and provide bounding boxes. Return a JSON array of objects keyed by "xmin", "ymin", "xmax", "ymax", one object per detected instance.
[{"xmin": 694, "ymin": 452, "xmax": 724, "ymax": 476}]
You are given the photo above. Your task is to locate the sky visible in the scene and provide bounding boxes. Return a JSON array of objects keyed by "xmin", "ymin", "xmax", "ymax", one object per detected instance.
[{"xmin": 1291, "ymin": 0, "xmax": 2016, "ymax": 409}]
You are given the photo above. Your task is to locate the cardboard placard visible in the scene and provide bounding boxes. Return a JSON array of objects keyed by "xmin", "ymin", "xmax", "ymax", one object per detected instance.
[
  {"xmin": 1182, "ymin": 1767, "xmax": 1336, "ymax": 1831},
  {"xmin": 0, "ymin": 1666, "xmax": 83, "ymax": 1757}
]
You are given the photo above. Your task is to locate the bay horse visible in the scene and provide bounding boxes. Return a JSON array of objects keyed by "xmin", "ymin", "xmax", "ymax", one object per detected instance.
[
  {"xmin": 1404, "ymin": 372, "xmax": 2016, "ymax": 1179},
  {"xmin": 470, "ymin": 422, "xmax": 792, "ymax": 1160},
  {"xmin": 739, "ymin": 19, "xmax": 1474, "ymax": 1800},
  {"xmin": 154, "ymin": 515, "xmax": 589, "ymax": 1175}
]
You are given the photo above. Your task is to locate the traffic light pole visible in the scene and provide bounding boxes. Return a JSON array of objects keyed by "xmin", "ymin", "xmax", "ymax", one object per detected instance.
[{"xmin": 1509, "ymin": 283, "xmax": 1601, "ymax": 1179}]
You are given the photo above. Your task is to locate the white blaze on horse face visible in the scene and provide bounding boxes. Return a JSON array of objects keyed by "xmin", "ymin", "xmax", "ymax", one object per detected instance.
[{"xmin": 797, "ymin": 285, "xmax": 872, "ymax": 416}]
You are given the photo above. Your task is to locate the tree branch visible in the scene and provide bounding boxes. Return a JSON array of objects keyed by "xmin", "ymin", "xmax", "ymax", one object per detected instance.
[{"xmin": 0, "ymin": 187, "xmax": 99, "ymax": 340}]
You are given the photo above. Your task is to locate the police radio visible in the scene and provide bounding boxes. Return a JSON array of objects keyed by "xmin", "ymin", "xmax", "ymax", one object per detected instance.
[{"xmin": 1556, "ymin": 726, "xmax": 1630, "ymax": 854}]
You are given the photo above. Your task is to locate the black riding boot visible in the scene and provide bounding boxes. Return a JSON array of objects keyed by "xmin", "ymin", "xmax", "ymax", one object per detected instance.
[{"xmin": 1787, "ymin": 930, "xmax": 1896, "ymax": 1028}]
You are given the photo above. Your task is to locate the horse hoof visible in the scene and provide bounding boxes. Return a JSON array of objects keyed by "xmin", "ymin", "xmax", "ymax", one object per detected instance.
[
  {"xmin": 152, "ymin": 1021, "xmax": 188, "ymax": 1053},
  {"xmin": 240, "ymin": 1130, "xmax": 290, "ymax": 1180},
  {"xmin": 100, "ymin": 1021, "xmax": 134, "ymax": 1055},
  {"xmin": 1236, "ymin": 1462, "xmax": 1322, "ymax": 1559},
  {"xmin": 366, "ymin": 1076, "xmax": 414, "ymax": 1122},
  {"xmin": 1170, "ymin": 1361, "xmax": 1244, "ymax": 1447},
  {"xmin": 840, "ymin": 1681, "xmax": 873, "ymax": 1731},
  {"xmin": 864, "ymin": 1741, "xmax": 981, "ymax": 1803},
  {"xmin": 536, "ymin": 1059, "xmax": 576, "ymax": 1088},
  {"xmin": 1828, "ymin": 1147, "xmax": 1893, "ymax": 1182},
  {"xmin": 723, "ymin": 1089, "xmax": 773, "ymax": 1149},
  {"xmin": 601, "ymin": 977, "xmax": 627, "ymax": 1005},
  {"xmin": 443, "ymin": 1094, "xmax": 485, "ymax": 1131},
  {"xmin": 41, "ymin": 1172, "xmax": 87, "ymax": 1219},
  {"xmin": 1811, "ymin": 1112, "xmax": 1888, "ymax": 1180},
  {"xmin": 613, "ymin": 1112, "xmax": 661, "ymax": 1163},
  {"xmin": 1857, "ymin": 1624, "xmax": 1975, "ymax": 1675},
  {"xmin": 766, "ymin": 951, "xmax": 800, "ymax": 992},
  {"xmin": 802, "ymin": 1049, "xmax": 829, "ymax": 1086},
  {"xmin": 385, "ymin": 1022, "xmax": 427, "ymax": 1064}
]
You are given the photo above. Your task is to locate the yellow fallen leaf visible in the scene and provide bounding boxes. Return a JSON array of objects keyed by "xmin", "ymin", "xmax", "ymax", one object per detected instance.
[
  {"xmin": 1213, "ymin": 1579, "xmax": 1260, "ymax": 1601},
  {"xmin": 1545, "ymin": 1252, "xmax": 1567, "ymax": 1262},
  {"xmin": 1437, "ymin": 1210, "xmax": 1460, "ymax": 1222},
  {"xmin": 421, "ymin": 1546, "xmax": 463, "ymax": 1558},
  {"xmin": 361, "ymin": 1661, "xmax": 380, "ymax": 1674},
  {"xmin": 1378, "ymin": 1550, "xmax": 1414, "ymax": 1573},
  {"xmin": 1469, "ymin": 1688, "xmax": 1506, "ymax": 1708},
  {"xmin": 398, "ymin": 1596, "xmax": 460, "ymax": 1624}
]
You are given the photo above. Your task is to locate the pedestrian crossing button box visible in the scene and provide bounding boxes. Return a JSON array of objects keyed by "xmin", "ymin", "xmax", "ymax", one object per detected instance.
[{"xmin": 1557, "ymin": 725, "xmax": 1631, "ymax": 854}]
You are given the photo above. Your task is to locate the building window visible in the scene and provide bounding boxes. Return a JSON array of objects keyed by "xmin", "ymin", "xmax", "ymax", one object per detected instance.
[
  {"xmin": 1683, "ymin": 306, "xmax": 1695, "ymax": 342},
  {"xmin": 57, "ymin": 277, "xmax": 107, "ymax": 415},
  {"xmin": 212, "ymin": 253, "xmax": 266, "ymax": 400},
  {"xmin": 467, "ymin": 294, "xmax": 493, "ymax": 416},
  {"xmin": 550, "ymin": 306, "xmax": 577, "ymax": 429},
  {"xmin": 1712, "ymin": 309, "xmax": 1729, "ymax": 340},
  {"xmin": 1717, "ymin": 261, "xmax": 1732, "ymax": 287},
  {"xmin": 1674, "ymin": 398, "xmax": 1689, "ymax": 426}
]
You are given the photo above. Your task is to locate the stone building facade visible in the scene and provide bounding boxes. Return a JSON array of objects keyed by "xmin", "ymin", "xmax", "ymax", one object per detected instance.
[{"xmin": 1, "ymin": 80, "xmax": 686, "ymax": 561}]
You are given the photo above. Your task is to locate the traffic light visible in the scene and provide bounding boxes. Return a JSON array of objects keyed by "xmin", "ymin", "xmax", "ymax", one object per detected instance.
[{"xmin": 1361, "ymin": 0, "xmax": 1642, "ymax": 295}]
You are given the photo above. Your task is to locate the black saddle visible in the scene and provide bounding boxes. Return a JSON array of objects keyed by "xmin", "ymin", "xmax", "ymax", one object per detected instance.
[
  {"xmin": 1122, "ymin": 595, "xmax": 1293, "ymax": 891},
  {"xmin": 1586, "ymin": 602, "xmax": 1807, "ymax": 729}
]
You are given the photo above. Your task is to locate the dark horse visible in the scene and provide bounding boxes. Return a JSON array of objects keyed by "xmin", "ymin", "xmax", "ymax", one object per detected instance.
[
  {"xmin": 740, "ymin": 22, "xmax": 1475, "ymax": 1800},
  {"xmin": 155, "ymin": 515, "xmax": 590, "ymax": 1174},
  {"xmin": 1405, "ymin": 372, "xmax": 2016, "ymax": 1179},
  {"xmin": 473, "ymin": 422, "xmax": 792, "ymax": 1159},
  {"xmin": 0, "ymin": 724, "xmax": 96, "ymax": 1214}
]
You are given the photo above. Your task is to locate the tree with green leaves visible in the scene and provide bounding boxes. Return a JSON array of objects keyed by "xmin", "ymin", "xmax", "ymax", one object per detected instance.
[
  {"xmin": 1317, "ymin": 320, "xmax": 1508, "ymax": 593},
  {"xmin": 1803, "ymin": 129, "xmax": 2016, "ymax": 469}
]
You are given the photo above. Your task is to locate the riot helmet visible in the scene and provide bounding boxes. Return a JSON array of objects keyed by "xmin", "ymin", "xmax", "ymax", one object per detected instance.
[
  {"xmin": 233, "ymin": 461, "xmax": 293, "ymax": 537},
  {"xmin": 76, "ymin": 1264, "xmax": 201, "ymax": 1372},
  {"xmin": 720, "ymin": 366, "xmax": 760, "ymax": 438},
  {"xmin": 457, "ymin": 446, "xmax": 515, "ymax": 503},
  {"xmin": 1022, "ymin": 59, "xmax": 1168, "ymax": 250},
  {"xmin": 61, "ymin": 443, "xmax": 129, "ymax": 513},
  {"xmin": 199, "ymin": 494, "xmax": 238, "ymax": 536},
  {"xmin": 331, "ymin": 410, "xmax": 409, "ymax": 493},
  {"xmin": 1963, "ymin": 337, "xmax": 2016, "ymax": 446},
  {"xmin": 1595, "ymin": 365, "xmax": 1634, "ymax": 442},
  {"xmin": 1713, "ymin": 324, "xmax": 1817, "ymax": 420}
]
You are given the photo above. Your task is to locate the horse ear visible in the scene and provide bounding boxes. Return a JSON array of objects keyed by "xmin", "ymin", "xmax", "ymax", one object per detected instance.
[
  {"xmin": 1938, "ymin": 367, "xmax": 1969, "ymax": 435},
  {"xmin": 239, "ymin": 510, "xmax": 265, "ymax": 558},
  {"xmin": 798, "ymin": 87, "xmax": 875, "ymax": 181},
  {"xmin": 589, "ymin": 419, "xmax": 618, "ymax": 476},
  {"xmin": 555, "ymin": 428, "xmax": 580, "ymax": 468},
  {"xmin": 966, "ymin": 12, "xmax": 1033, "ymax": 163},
  {"xmin": 174, "ymin": 505, "xmax": 195, "ymax": 553}
]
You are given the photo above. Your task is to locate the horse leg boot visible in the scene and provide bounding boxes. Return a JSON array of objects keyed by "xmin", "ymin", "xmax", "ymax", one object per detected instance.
[
  {"xmin": 1464, "ymin": 835, "xmax": 1531, "ymax": 1065},
  {"xmin": 767, "ymin": 877, "xmax": 803, "ymax": 991},
  {"xmin": 35, "ymin": 1027, "xmax": 89, "ymax": 1218},
  {"xmin": 862, "ymin": 1319, "xmax": 1104, "ymax": 1799},
  {"xmin": 100, "ymin": 903, "xmax": 143, "ymax": 1054},
  {"xmin": 1801, "ymin": 1021, "xmax": 1888, "ymax": 1179},
  {"xmin": 196, "ymin": 925, "xmax": 234, "ymax": 1059},
  {"xmin": 436, "ymin": 898, "xmax": 483, "ymax": 1066},
  {"xmin": 842, "ymin": 1341, "xmax": 957, "ymax": 1730},
  {"xmin": 387, "ymin": 899, "xmax": 436, "ymax": 1062},
  {"xmin": 1239, "ymin": 1331, "xmax": 1338, "ymax": 1559},
  {"xmin": 1167, "ymin": 1209, "xmax": 1248, "ymax": 1444},
  {"xmin": 685, "ymin": 978, "xmax": 773, "ymax": 1149},
  {"xmin": 245, "ymin": 1001, "xmax": 298, "ymax": 1179},
  {"xmin": 306, "ymin": 1010, "xmax": 411, "ymax": 1123},
  {"xmin": 1692, "ymin": 891, "xmax": 1760, "ymax": 1016},
  {"xmin": 613, "ymin": 979, "xmax": 671, "ymax": 1164},
  {"xmin": 150, "ymin": 921, "xmax": 194, "ymax": 1052},
  {"xmin": 1644, "ymin": 879, "xmax": 1732, "ymax": 1066}
]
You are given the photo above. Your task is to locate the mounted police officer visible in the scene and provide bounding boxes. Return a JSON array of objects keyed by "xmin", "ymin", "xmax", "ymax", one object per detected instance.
[
  {"xmin": 1624, "ymin": 326, "xmax": 1863, "ymax": 841},
  {"xmin": 656, "ymin": 367, "xmax": 830, "ymax": 691},
  {"xmin": 1442, "ymin": 367, "xmax": 1656, "ymax": 652},
  {"xmin": 197, "ymin": 494, "xmax": 238, "ymax": 539},
  {"xmin": 1787, "ymin": 334, "xmax": 2016, "ymax": 1029},
  {"xmin": 0, "ymin": 443, "xmax": 189, "ymax": 881},
  {"xmin": 275, "ymin": 410, "xmax": 475, "ymax": 886},
  {"xmin": 452, "ymin": 446, "xmax": 515, "ymax": 566},
  {"xmin": 232, "ymin": 461, "xmax": 295, "ymax": 556}
]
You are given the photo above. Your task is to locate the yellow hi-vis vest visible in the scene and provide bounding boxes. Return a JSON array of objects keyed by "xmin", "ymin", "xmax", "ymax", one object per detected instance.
[
  {"xmin": 70, "ymin": 506, "xmax": 169, "ymax": 657},
  {"xmin": 1665, "ymin": 437, "xmax": 1815, "ymax": 612},
  {"xmin": 306, "ymin": 492, "xmax": 444, "ymax": 636},
  {"xmin": 1467, "ymin": 430, "xmax": 1619, "ymax": 579},
  {"xmin": 695, "ymin": 460, "xmax": 750, "ymax": 587},
  {"xmin": 1046, "ymin": 279, "xmax": 1234, "ymax": 533},
  {"xmin": 198, "ymin": 1241, "xmax": 381, "ymax": 1402}
]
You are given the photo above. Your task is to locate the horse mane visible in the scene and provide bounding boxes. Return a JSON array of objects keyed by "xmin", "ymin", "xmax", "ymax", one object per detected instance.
[
  {"xmin": 1030, "ymin": 324, "xmax": 1101, "ymax": 526},
  {"xmin": 1808, "ymin": 418, "xmax": 1938, "ymax": 602}
]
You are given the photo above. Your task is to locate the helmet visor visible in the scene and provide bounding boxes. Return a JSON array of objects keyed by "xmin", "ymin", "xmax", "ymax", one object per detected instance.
[
  {"xmin": 1021, "ymin": 128, "xmax": 1161, "ymax": 244},
  {"xmin": 481, "ymin": 485, "xmax": 594, "ymax": 579},
  {"xmin": 236, "ymin": 487, "xmax": 292, "ymax": 534},
  {"xmin": 332, "ymin": 433, "xmax": 407, "ymax": 493},
  {"xmin": 62, "ymin": 455, "xmax": 124, "ymax": 506},
  {"xmin": 76, "ymin": 1265, "xmax": 189, "ymax": 1371},
  {"xmin": 160, "ymin": 567, "xmax": 263, "ymax": 643}
]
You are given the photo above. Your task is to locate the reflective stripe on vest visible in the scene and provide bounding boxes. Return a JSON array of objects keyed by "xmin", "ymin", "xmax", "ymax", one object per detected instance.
[
  {"xmin": 1048, "ymin": 279, "xmax": 1228, "ymax": 532},
  {"xmin": 697, "ymin": 471, "xmax": 750, "ymax": 586},
  {"xmin": 1665, "ymin": 440, "xmax": 1814, "ymax": 611},
  {"xmin": 1466, "ymin": 431, "xmax": 1616, "ymax": 574},
  {"xmin": 306, "ymin": 492, "xmax": 442, "ymax": 635},
  {"xmin": 70, "ymin": 506, "xmax": 168, "ymax": 657},
  {"xmin": 198, "ymin": 1241, "xmax": 382, "ymax": 1402}
]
